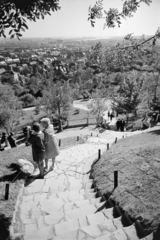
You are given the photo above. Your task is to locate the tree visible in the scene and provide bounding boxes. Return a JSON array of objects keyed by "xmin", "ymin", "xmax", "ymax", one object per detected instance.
[
  {"xmin": 20, "ymin": 93, "xmax": 35, "ymax": 107},
  {"xmin": 0, "ymin": 84, "xmax": 23, "ymax": 133},
  {"xmin": 88, "ymin": 88, "xmax": 108, "ymax": 126},
  {"xmin": 42, "ymin": 81, "xmax": 72, "ymax": 132},
  {"xmin": 112, "ymin": 71, "xmax": 144, "ymax": 116},
  {"xmin": 0, "ymin": 0, "xmax": 60, "ymax": 39}
]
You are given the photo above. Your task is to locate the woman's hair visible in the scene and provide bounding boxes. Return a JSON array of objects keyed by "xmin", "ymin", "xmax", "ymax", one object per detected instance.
[
  {"xmin": 40, "ymin": 118, "xmax": 51, "ymax": 127},
  {"xmin": 32, "ymin": 122, "xmax": 41, "ymax": 132}
]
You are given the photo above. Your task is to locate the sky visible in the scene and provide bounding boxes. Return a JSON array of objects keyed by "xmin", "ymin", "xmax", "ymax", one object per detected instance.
[{"xmin": 22, "ymin": 0, "xmax": 160, "ymax": 38}]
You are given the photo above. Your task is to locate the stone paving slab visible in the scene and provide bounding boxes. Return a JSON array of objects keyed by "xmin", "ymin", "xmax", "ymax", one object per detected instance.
[
  {"xmin": 38, "ymin": 211, "xmax": 64, "ymax": 227},
  {"xmin": 65, "ymin": 204, "xmax": 97, "ymax": 221},
  {"xmin": 24, "ymin": 225, "xmax": 54, "ymax": 240},
  {"xmin": 112, "ymin": 217, "xmax": 124, "ymax": 230},
  {"xmin": 81, "ymin": 224, "xmax": 102, "ymax": 238},
  {"xmin": 95, "ymin": 228, "xmax": 128, "ymax": 240},
  {"xmin": 102, "ymin": 207, "xmax": 114, "ymax": 219},
  {"xmin": 111, "ymin": 228, "xmax": 128, "ymax": 240},
  {"xmin": 55, "ymin": 219, "xmax": 80, "ymax": 235},
  {"xmin": 123, "ymin": 224, "xmax": 139, "ymax": 240},
  {"xmin": 98, "ymin": 221, "xmax": 117, "ymax": 233},
  {"xmin": 87, "ymin": 212, "xmax": 108, "ymax": 225}
]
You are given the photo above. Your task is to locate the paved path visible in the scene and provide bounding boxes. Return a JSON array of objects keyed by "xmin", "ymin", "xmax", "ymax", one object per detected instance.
[{"xmin": 12, "ymin": 131, "xmax": 154, "ymax": 240}]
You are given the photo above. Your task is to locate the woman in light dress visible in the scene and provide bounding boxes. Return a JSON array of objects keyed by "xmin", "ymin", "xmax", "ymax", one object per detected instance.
[{"xmin": 40, "ymin": 118, "xmax": 60, "ymax": 171}]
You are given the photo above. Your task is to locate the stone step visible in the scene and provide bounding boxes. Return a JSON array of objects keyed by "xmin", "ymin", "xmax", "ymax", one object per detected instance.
[
  {"xmin": 23, "ymin": 224, "xmax": 54, "ymax": 240},
  {"xmin": 51, "ymin": 224, "xmax": 103, "ymax": 240},
  {"xmin": 23, "ymin": 223, "xmax": 140, "ymax": 240},
  {"xmin": 37, "ymin": 198, "xmax": 104, "ymax": 227},
  {"xmin": 95, "ymin": 224, "xmax": 140, "ymax": 240},
  {"xmin": 54, "ymin": 213, "xmax": 124, "ymax": 236},
  {"xmin": 40, "ymin": 195, "xmax": 100, "ymax": 215},
  {"xmin": 24, "ymin": 177, "xmax": 94, "ymax": 195},
  {"xmin": 22, "ymin": 187, "xmax": 96, "ymax": 205},
  {"xmin": 65, "ymin": 204, "xmax": 97, "ymax": 221},
  {"xmin": 46, "ymin": 223, "xmax": 137, "ymax": 240},
  {"xmin": 102, "ymin": 207, "xmax": 114, "ymax": 219},
  {"xmin": 20, "ymin": 194, "xmax": 103, "ymax": 224},
  {"xmin": 123, "ymin": 224, "xmax": 141, "ymax": 240},
  {"xmin": 38, "ymin": 202, "xmax": 98, "ymax": 221}
]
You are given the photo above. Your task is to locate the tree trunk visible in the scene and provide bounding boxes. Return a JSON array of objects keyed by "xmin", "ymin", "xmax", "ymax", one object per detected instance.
[
  {"xmin": 58, "ymin": 119, "xmax": 63, "ymax": 132},
  {"xmin": 58, "ymin": 104, "xmax": 63, "ymax": 132}
]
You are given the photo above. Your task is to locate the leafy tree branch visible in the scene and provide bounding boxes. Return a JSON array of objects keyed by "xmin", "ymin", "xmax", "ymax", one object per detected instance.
[
  {"xmin": 0, "ymin": 0, "xmax": 60, "ymax": 39},
  {"xmin": 88, "ymin": 0, "xmax": 152, "ymax": 29}
]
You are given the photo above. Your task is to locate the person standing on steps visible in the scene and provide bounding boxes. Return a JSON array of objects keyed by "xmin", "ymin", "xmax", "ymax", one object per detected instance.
[
  {"xmin": 120, "ymin": 119, "xmax": 125, "ymax": 132},
  {"xmin": 7, "ymin": 132, "xmax": 17, "ymax": 148},
  {"xmin": 28, "ymin": 122, "xmax": 45, "ymax": 178},
  {"xmin": 116, "ymin": 119, "xmax": 121, "ymax": 131},
  {"xmin": 40, "ymin": 118, "xmax": 60, "ymax": 172},
  {"xmin": 108, "ymin": 111, "xmax": 110, "ymax": 120},
  {"xmin": 110, "ymin": 112, "xmax": 114, "ymax": 121}
]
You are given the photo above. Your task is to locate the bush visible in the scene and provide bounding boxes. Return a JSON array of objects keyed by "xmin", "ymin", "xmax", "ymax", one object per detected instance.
[{"xmin": 20, "ymin": 94, "xmax": 35, "ymax": 107}]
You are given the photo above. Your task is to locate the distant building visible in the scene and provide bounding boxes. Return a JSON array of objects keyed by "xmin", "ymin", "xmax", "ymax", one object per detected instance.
[
  {"xmin": 12, "ymin": 58, "xmax": 20, "ymax": 63},
  {"xmin": 22, "ymin": 63, "xmax": 28, "ymax": 68},
  {"xmin": 0, "ymin": 61, "xmax": 7, "ymax": 67},
  {"xmin": 0, "ymin": 68, "xmax": 6, "ymax": 75},
  {"xmin": 5, "ymin": 58, "xmax": 13, "ymax": 64},
  {"xmin": 29, "ymin": 61, "xmax": 37, "ymax": 66}
]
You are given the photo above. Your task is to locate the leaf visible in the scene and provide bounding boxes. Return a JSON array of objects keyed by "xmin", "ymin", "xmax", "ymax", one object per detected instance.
[
  {"xmin": 9, "ymin": 29, "xmax": 13, "ymax": 35},
  {"xmin": 10, "ymin": 34, "xmax": 15, "ymax": 39},
  {"xmin": 2, "ymin": 32, "xmax": 6, "ymax": 38},
  {"xmin": 16, "ymin": 33, "xmax": 22, "ymax": 37},
  {"xmin": 22, "ymin": 22, "xmax": 29, "ymax": 29},
  {"xmin": 21, "ymin": 27, "xmax": 25, "ymax": 32}
]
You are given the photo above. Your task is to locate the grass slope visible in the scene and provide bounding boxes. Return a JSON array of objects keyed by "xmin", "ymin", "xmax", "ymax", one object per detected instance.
[
  {"xmin": 0, "ymin": 146, "xmax": 32, "ymax": 240},
  {"xmin": 93, "ymin": 128, "xmax": 160, "ymax": 234}
]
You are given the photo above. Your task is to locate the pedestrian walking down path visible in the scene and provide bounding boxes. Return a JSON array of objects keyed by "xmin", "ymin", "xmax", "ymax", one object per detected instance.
[{"xmin": 13, "ymin": 141, "xmax": 153, "ymax": 240}]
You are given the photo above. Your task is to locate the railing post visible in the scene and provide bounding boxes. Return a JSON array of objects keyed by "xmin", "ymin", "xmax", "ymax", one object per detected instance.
[
  {"xmin": 59, "ymin": 139, "xmax": 61, "ymax": 147},
  {"xmin": 98, "ymin": 149, "xmax": 101, "ymax": 160},
  {"xmin": 86, "ymin": 118, "xmax": 89, "ymax": 126},
  {"xmin": 114, "ymin": 171, "xmax": 118, "ymax": 189},
  {"xmin": 5, "ymin": 183, "xmax": 10, "ymax": 200},
  {"xmin": 115, "ymin": 137, "xmax": 117, "ymax": 143},
  {"xmin": 107, "ymin": 143, "xmax": 109, "ymax": 150}
]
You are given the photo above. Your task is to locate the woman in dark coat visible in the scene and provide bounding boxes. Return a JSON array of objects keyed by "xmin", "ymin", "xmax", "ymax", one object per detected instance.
[
  {"xmin": 7, "ymin": 132, "xmax": 17, "ymax": 148},
  {"xmin": 28, "ymin": 123, "xmax": 45, "ymax": 178},
  {"xmin": 120, "ymin": 119, "xmax": 125, "ymax": 132}
]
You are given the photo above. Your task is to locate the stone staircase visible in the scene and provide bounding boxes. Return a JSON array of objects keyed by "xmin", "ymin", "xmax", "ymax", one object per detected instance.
[{"xmin": 12, "ymin": 142, "xmax": 153, "ymax": 240}]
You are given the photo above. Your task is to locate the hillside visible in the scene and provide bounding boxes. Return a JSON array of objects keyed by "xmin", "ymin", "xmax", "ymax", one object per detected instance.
[{"xmin": 93, "ymin": 127, "xmax": 160, "ymax": 234}]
